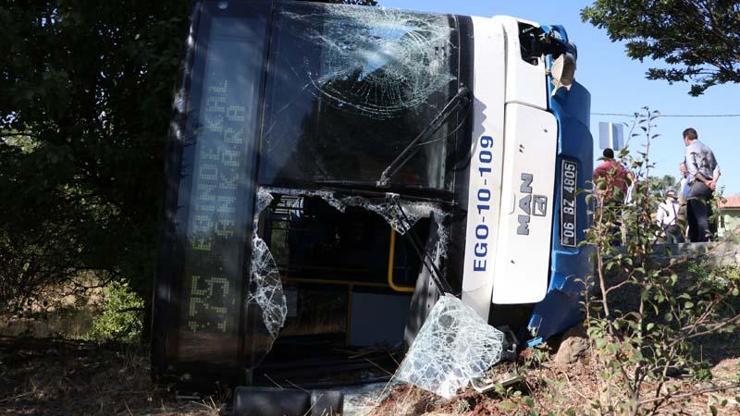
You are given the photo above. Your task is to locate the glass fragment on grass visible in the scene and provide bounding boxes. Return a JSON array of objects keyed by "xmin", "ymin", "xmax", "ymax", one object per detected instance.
[{"xmin": 394, "ymin": 294, "xmax": 505, "ymax": 399}]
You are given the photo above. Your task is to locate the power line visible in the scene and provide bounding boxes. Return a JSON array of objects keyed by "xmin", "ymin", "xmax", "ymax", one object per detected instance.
[{"xmin": 592, "ymin": 112, "xmax": 740, "ymax": 118}]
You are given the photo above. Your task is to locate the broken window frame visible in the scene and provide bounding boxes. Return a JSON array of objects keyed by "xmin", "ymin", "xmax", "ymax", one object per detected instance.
[{"xmin": 247, "ymin": 187, "xmax": 453, "ymax": 345}]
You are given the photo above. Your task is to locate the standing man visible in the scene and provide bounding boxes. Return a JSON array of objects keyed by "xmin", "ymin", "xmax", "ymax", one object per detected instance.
[
  {"xmin": 593, "ymin": 148, "xmax": 630, "ymax": 202},
  {"xmin": 682, "ymin": 128, "xmax": 720, "ymax": 242},
  {"xmin": 593, "ymin": 148, "xmax": 631, "ymax": 245}
]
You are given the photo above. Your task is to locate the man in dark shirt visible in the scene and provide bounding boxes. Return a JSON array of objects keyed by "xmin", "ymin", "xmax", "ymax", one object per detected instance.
[{"xmin": 682, "ymin": 128, "xmax": 720, "ymax": 242}]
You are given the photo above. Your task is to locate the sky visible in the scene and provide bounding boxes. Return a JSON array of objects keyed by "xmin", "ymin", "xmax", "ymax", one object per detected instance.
[{"xmin": 380, "ymin": 0, "xmax": 740, "ymax": 195}]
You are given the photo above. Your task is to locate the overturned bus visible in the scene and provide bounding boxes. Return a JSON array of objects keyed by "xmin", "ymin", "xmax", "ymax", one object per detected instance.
[{"xmin": 151, "ymin": 0, "xmax": 594, "ymax": 389}]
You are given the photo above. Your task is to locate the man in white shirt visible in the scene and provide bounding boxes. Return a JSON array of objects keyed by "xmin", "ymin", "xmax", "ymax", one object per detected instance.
[
  {"xmin": 656, "ymin": 190, "xmax": 683, "ymax": 244},
  {"xmin": 682, "ymin": 128, "xmax": 720, "ymax": 242}
]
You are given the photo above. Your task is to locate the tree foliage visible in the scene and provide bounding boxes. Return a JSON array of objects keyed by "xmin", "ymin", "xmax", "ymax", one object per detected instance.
[
  {"xmin": 585, "ymin": 109, "xmax": 739, "ymax": 414},
  {"xmin": 0, "ymin": 0, "xmax": 376, "ymax": 313},
  {"xmin": 581, "ymin": 0, "xmax": 740, "ymax": 96},
  {"xmin": 0, "ymin": 1, "xmax": 192, "ymax": 311}
]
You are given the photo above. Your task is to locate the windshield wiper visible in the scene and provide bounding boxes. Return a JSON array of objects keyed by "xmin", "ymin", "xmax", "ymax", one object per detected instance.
[{"xmin": 376, "ymin": 86, "xmax": 472, "ymax": 187}]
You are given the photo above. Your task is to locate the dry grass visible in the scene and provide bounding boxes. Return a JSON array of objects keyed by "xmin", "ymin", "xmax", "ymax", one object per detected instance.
[
  {"xmin": 1, "ymin": 273, "xmax": 106, "ymax": 339},
  {"xmin": 1, "ymin": 333, "xmax": 737, "ymax": 415},
  {"xmin": 0, "ymin": 336, "xmax": 224, "ymax": 416},
  {"xmin": 368, "ymin": 343, "xmax": 739, "ymax": 416}
]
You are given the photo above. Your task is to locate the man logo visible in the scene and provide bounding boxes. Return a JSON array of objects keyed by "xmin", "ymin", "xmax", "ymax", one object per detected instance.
[
  {"xmin": 517, "ymin": 173, "xmax": 547, "ymax": 236},
  {"xmin": 533, "ymin": 195, "xmax": 547, "ymax": 217}
]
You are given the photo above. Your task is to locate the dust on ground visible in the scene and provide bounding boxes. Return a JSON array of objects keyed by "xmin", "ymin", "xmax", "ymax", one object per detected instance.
[
  {"xmin": 0, "ymin": 336, "xmax": 221, "ymax": 416},
  {"xmin": 1, "ymin": 333, "xmax": 738, "ymax": 415},
  {"xmin": 369, "ymin": 337, "xmax": 740, "ymax": 416}
]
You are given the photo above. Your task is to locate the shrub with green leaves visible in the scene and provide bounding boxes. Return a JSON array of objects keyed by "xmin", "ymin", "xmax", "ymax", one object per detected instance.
[
  {"xmin": 88, "ymin": 282, "xmax": 144, "ymax": 343},
  {"xmin": 584, "ymin": 108, "xmax": 740, "ymax": 415}
]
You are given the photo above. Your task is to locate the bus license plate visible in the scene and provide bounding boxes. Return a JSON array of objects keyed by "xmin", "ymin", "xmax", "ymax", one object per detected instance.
[{"xmin": 560, "ymin": 159, "xmax": 577, "ymax": 247}]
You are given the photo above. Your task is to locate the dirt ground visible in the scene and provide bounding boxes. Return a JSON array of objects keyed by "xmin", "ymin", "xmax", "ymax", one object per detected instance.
[
  {"xmin": 368, "ymin": 358, "xmax": 739, "ymax": 416},
  {"xmin": 1, "ymin": 334, "xmax": 738, "ymax": 415},
  {"xmin": 368, "ymin": 331, "xmax": 740, "ymax": 416},
  {"xmin": 0, "ymin": 336, "xmax": 221, "ymax": 416}
]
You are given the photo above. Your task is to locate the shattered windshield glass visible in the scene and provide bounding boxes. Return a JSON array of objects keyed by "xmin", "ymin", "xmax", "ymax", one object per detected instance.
[
  {"xmin": 395, "ymin": 295, "xmax": 505, "ymax": 399},
  {"xmin": 259, "ymin": 2, "xmax": 460, "ymax": 190}
]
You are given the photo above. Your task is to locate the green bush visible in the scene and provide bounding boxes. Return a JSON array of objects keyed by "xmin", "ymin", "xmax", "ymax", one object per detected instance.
[
  {"xmin": 584, "ymin": 108, "xmax": 740, "ymax": 415},
  {"xmin": 88, "ymin": 282, "xmax": 144, "ymax": 343}
]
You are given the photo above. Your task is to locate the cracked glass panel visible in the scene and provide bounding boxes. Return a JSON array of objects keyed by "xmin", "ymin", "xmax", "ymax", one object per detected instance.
[
  {"xmin": 395, "ymin": 295, "xmax": 505, "ymax": 399},
  {"xmin": 296, "ymin": 7, "xmax": 455, "ymax": 118},
  {"xmin": 247, "ymin": 188, "xmax": 287, "ymax": 341},
  {"xmin": 248, "ymin": 234, "xmax": 287, "ymax": 339},
  {"xmin": 262, "ymin": 187, "xmax": 445, "ymax": 235},
  {"xmin": 260, "ymin": 3, "xmax": 460, "ymax": 190},
  {"xmin": 248, "ymin": 187, "xmax": 453, "ymax": 365}
]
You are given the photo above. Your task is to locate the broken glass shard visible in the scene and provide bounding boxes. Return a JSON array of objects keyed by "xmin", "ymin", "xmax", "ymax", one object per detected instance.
[
  {"xmin": 394, "ymin": 295, "xmax": 505, "ymax": 399},
  {"xmin": 248, "ymin": 235, "xmax": 287, "ymax": 339},
  {"xmin": 247, "ymin": 190, "xmax": 287, "ymax": 341}
]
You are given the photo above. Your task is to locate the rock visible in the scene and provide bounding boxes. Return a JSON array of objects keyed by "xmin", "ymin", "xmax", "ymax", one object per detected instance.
[{"xmin": 554, "ymin": 324, "xmax": 589, "ymax": 365}]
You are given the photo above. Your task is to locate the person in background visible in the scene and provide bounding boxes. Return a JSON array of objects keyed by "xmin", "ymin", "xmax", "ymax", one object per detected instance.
[
  {"xmin": 678, "ymin": 162, "xmax": 690, "ymax": 199},
  {"xmin": 677, "ymin": 162, "xmax": 690, "ymax": 237},
  {"xmin": 593, "ymin": 148, "xmax": 631, "ymax": 245},
  {"xmin": 593, "ymin": 148, "xmax": 630, "ymax": 202},
  {"xmin": 682, "ymin": 128, "xmax": 720, "ymax": 242},
  {"xmin": 656, "ymin": 189, "xmax": 683, "ymax": 244}
]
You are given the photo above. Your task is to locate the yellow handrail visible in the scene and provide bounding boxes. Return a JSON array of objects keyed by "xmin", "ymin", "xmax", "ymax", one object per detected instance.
[
  {"xmin": 387, "ymin": 230, "xmax": 415, "ymax": 293},
  {"xmin": 279, "ymin": 228, "xmax": 416, "ymax": 293}
]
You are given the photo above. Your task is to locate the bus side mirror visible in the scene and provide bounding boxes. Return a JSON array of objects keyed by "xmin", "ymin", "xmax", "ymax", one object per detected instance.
[{"xmin": 550, "ymin": 52, "xmax": 576, "ymax": 91}]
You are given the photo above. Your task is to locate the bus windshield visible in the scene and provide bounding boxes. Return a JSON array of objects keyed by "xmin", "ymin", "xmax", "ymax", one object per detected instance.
[{"xmin": 259, "ymin": 2, "xmax": 462, "ymax": 191}]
